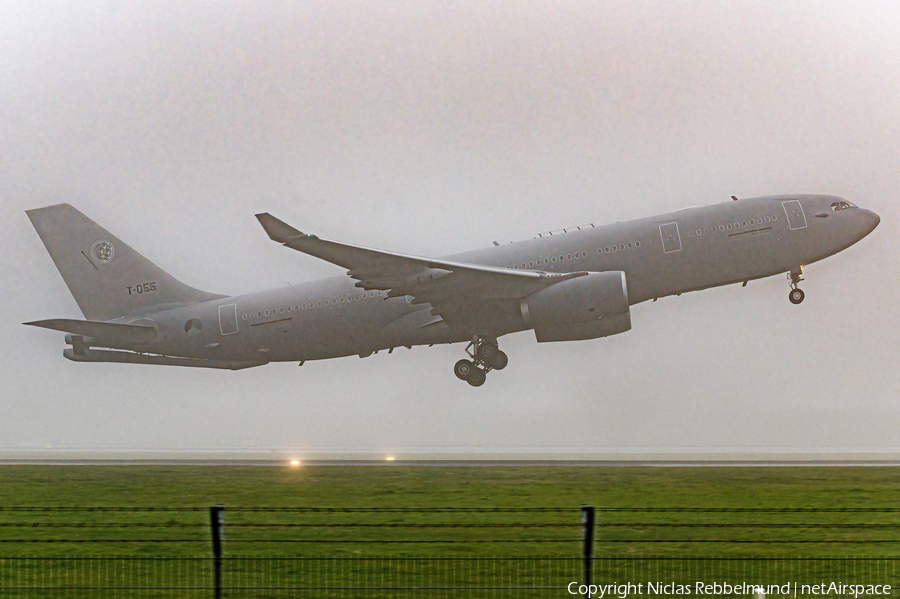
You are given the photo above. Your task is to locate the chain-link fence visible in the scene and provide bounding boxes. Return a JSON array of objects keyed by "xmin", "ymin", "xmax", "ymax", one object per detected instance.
[{"xmin": 0, "ymin": 506, "xmax": 897, "ymax": 597}]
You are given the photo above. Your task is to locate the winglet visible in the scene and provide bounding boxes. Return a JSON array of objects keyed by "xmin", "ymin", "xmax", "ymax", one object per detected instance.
[{"xmin": 255, "ymin": 213, "xmax": 304, "ymax": 243}]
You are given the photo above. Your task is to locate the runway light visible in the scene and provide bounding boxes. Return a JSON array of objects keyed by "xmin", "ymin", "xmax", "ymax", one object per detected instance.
[
  {"xmin": 290, "ymin": 460, "xmax": 301, "ymax": 466},
  {"xmin": 386, "ymin": 456, "xmax": 395, "ymax": 461}
]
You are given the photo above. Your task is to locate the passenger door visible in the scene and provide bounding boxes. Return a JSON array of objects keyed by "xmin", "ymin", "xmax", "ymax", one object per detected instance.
[
  {"xmin": 659, "ymin": 222, "xmax": 682, "ymax": 253},
  {"xmin": 218, "ymin": 303, "xmax": 239, "ymax": 335},
  {"xmin": 782, "ymin": 200, "xmax": 808, "ymax": 230}
]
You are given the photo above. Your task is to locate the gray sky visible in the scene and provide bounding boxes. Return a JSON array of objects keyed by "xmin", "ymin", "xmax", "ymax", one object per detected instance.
[{"xmin": 2, "ymin": 1, "xmax": 898, "ymax": 457}]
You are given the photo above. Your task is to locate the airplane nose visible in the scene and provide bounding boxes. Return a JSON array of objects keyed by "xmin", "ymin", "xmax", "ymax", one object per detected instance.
[{"xmin": 861, "ymin": 209, "xmax": 880, "ymax": 234}]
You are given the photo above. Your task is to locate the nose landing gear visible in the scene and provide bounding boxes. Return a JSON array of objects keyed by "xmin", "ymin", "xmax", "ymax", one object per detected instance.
[
  {"xmin": 453, "ymin": 337, "xmax": 508, "ymax": 387},
  {"xmin": 788, "ymin": 268, "xmax": 805, "ymax": 304}
]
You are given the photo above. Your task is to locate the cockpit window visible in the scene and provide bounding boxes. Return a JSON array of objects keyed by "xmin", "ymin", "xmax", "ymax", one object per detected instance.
[{"xmin": 830, "ymin": 201, "xmax": 856, "ymax": 211}]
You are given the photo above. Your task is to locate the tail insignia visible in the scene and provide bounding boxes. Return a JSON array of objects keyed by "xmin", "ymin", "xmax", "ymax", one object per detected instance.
[{"xmin": 90, "ymin": 240, "xmax": 115, "ymax": 264}]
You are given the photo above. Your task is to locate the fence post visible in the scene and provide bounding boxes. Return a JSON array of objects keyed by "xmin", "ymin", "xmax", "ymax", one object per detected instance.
[
  {"xmin": 581, "ymin": 505, "xmax": 595, "ymax": 589},
  {"xmin": 210, "ymin": 504, "xmax": 224, "ymax": 599}
]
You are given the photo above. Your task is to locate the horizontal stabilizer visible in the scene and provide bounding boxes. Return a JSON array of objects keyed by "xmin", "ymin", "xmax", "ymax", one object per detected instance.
[
  {"xmin": 24, "ymin": 318, "xmax": 157, "ymax": 345},
  {"xmin": 63, "ymin": 348, "xmax": 267, "ymax": 370}
]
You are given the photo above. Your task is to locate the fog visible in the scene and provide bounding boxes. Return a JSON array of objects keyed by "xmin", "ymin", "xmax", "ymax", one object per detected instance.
[{"xmin": 2, "ymin": 1, "xmax": 897, "ymax": 459}]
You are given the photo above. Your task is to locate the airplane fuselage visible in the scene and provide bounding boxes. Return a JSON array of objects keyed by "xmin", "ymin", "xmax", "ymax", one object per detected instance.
[{"xmin": 96, "ymin": 194, "xmax": 879, "ymax": 366}]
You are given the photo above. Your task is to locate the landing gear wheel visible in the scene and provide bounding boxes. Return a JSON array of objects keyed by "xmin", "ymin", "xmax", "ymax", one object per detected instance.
[
  {"xmin": 789, "ymin": 288, "xmax": 805, "ymax": 304},
  {"xmin": 488, "ymin": 350, "xmax": 508, "ymax": 370},
  {"xmin": 477, "ymin": 343, "xmax": 498, "ymax": 362},
  {"xmin": 477, "ymin": 344, "xmax": 508, "ymax": 370},
  {"xmin": 466, "ymin": 367, "xmax": 487, "ymax": 387},
  {"xmin": 454, "ymin": 359, "xmax": 475, "ymax": 381},
  {"xmin": 456, "ymin": 338, "xmax": 506, "ymax": 385}
]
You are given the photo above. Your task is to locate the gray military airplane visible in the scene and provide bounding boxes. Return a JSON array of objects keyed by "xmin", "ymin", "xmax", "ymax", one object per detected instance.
[{"xmin": 25, "ymin": 194, "xmax": 879, "ymax": 386}]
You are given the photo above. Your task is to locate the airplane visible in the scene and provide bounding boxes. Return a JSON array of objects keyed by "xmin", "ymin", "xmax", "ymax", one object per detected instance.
[{"xmin": 25, "ymin": 194, "xmax": 879, "ymax": 387}]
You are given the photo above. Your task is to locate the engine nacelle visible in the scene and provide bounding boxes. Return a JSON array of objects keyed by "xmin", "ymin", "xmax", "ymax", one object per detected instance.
[
  {"xmin": 534, "ymin": 310, "xmax": 631, "ymax": 343},
  {"xmin": 519, "ymin": 271, "xmax": 632, "ymax": 343}
]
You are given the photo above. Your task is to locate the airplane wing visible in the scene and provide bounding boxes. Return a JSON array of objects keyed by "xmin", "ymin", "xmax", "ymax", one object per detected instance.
[{"xmin": 255, "ymin": 213, "xmax": 587, "ymax": 307}]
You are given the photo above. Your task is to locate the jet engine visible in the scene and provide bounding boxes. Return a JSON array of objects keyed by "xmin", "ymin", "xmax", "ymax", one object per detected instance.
[{"xmin": 519, "ymin": 271, "xmax": 632, "ymax": 342}]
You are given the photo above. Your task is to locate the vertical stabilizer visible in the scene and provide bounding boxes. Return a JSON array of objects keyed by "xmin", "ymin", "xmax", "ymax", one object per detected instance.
[{"xmin": 27, "ymin": 204, "xmax": 226, "ymax": 320}]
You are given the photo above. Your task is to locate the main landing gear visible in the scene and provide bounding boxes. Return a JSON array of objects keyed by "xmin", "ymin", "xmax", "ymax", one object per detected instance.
[
  {"xmin": 453, "ymin": 337, "xmax": 508, "ymax": 387},
  {"xmin": 788, "ymin": 268, "xmax": 805, "ymax": 305}
]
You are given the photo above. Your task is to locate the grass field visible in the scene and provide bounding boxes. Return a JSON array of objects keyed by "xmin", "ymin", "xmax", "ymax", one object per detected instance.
[
  {"xmin": 1, "ymin": 464, "xmax": 898, "ymax": 509},
  {"xmin": 0, "ymin": 465, "xmax": 897, "ymax": 556},
  {"xmin": 0, "ymin": 465, "xmax": 897, "ymax": 597}
]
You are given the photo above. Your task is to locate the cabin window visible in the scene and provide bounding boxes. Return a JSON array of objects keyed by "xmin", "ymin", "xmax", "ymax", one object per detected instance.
[
  {"xmin": 635, "ymin": 241, "xmax": 640, "ymax": 247},
  {"xmin": 566, "ymin": 254, "xmax": 572, "ymax": 260}
]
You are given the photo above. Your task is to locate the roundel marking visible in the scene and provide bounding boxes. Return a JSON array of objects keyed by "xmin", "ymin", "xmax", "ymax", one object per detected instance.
[{"xmin": 90, "ymin": 240, "xmax": 115, "ymax": 264}]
